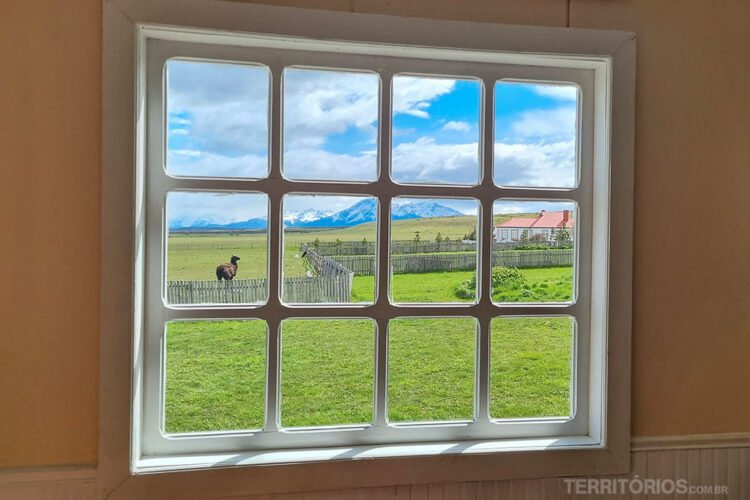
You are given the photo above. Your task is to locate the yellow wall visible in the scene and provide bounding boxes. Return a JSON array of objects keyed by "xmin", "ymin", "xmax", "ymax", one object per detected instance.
[{"xmin": 1, "ymin": 0, "xmax": 748, "ymax": 469}]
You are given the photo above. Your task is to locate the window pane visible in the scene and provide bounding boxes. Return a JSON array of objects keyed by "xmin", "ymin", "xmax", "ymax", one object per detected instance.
[
  {"xmin": 492, "ymin": 200, "xmax": 576, "ymax": 304},
  {"xmin": 166, "ymin": 59, "xmax": 269, "ymax": 178},
  {"xmin": 166, "ymin": 192, "xmax": 268, "ymax": 305},
  {"xmin": 388, "ymin": 318, "xmax": 476, "ymax": 423},
  {"xmin": 391, "ymin": 75, "xmax": 481, "ymax": 185},
  {"xmin": 282, "ymin": 68, "xmax": 379, "ymax": 182},
  {"xmin": 490, "ymin": 317, "xmax": 574, "ymax": 419},
  {"xmin": 494, "ymin": 81, "xmax": 578, "ymax": 188},
  {"xmin": 282, "ymin": 194, "xmax": 377, "ymax": 304},
  {"xmin": 164, "ymin": 320, "xmax": 266, "ymax": 433},
  {"xmin": 390, "ymin": 198, "xmax": 478, "ymax": 304},
  {"xmin": 281, "ymin": 319, "xmax": 374, "ymax": 427}
]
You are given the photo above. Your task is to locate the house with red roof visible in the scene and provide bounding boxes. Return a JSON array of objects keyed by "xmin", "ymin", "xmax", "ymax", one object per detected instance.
[{"xmin": 494, "ymin": 210, "xmax": 574, "ymax": 243}]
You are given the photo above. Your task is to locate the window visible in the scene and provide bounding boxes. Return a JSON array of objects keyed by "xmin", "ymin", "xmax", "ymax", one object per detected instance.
[
  {"xmin": 103, "ymin": 0, "xmax": 633, "ymax": 488},
  {"xmin": 141, "ymin": 26, "xmax": 612, "ymax": 462},
  {"xmin": 143, "ymin": 31, "xmax": 595, "ymax": 454}
]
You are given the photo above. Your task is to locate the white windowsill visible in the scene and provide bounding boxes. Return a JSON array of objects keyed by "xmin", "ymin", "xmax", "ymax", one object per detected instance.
[{"xmin": 135, "ymin": 435, "xmax": 602, "ymax": 473}]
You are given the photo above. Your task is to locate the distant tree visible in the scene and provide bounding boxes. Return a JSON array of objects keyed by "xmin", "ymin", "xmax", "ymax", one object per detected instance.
[
  {"xmin": 554, "ymin": 228, "xmax": 572, "ymax": 245},
  {"xmin": 335, "ymin": 238, "xmax": 343, "ymax": 254},
  {"xmin": 435, "ymin": 232, "xmax": 443, "ymax": 250},
  {"xmin": 520, "ymin": 230, "xmax": 529, "ymax": 244},
  {"xmin": 463, "ymin": 229, "xmax": 476, "ymax": 241},
  {"xmin": 444, "ymin": 236, "xmax": 451, "ymax": 242},
  {"xmin": 362, "ymin": 237, "xmax": 368, "ymax": 245},
  {"xmin": 530, "ymin": 233, "xmax": 547, "ymax": 242},
  {"xmin": 414, "ymin": 231, "xmax": 421, "ymax": 244},
  {"xmin": 313, "ymin": 237, "xmax": 321, "ymax": 250}
]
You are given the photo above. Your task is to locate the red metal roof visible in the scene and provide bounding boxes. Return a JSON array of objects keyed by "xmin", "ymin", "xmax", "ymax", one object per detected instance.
[
  {"xmin": 498, "ymin": 217, "xmax": 538, "ymax": 228},
  {"xmin": 496, "ymin": 210, "xmax": 574, "ymax": 229}
]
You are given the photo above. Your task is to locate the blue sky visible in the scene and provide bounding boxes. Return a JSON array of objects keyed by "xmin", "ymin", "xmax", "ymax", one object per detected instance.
[{"xmin": 165, "ymin": 59, "xmax": 578, "ymax": 225}]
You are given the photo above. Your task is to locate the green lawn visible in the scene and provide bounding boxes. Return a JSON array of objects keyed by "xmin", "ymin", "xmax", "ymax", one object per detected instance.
[
  {"xmin": 350, "ymin": 267, "xmax": 573, "ymax": 304},
  {"xmin": 388, "ymin": 318, "xmax": 476, "ymax": 422},
  {"xmin": 493, "ymin": 266, "xmax": 573, "ymax": 303},
  {"xmin": 490, "ymin": 317, "xmax": 573, "ymax": 418},
  {"xmin": 164, "ymin": 225, "xmax": 574, "ymax": 432},
  {"xmin": 165, "ymin": 316, "xmax": 572, "ymax": 432}
]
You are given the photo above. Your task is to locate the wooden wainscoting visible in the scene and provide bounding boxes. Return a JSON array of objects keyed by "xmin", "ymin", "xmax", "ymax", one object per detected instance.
[{"xmin": 1, "ymin": 435, "xmax": 748, "ymax": 499}]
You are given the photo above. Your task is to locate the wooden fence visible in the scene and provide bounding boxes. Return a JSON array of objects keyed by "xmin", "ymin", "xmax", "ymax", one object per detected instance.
[
  {"xmin": 327, "ymin": 249, "xmax": 574, "ymax": 276},
  {"xmin": 166, "ymin": 247, "xmax": 571, "ymax": 303},
  {"xmin": 167, "ymin": 275, "xmax": 352, "ymax": 304},
  {"xmin": 168, "ymin": 238, "xmax": 265, "ymax": 250},
  {"xmin": 304, "ymin": 239, "xmax": 567, "ymax": 256},
  {"xmin": 493, "ymin": 249, "xmax": 573, "ymax": 268},
  {"xmin": 301, "ymin": 245, "xmax": 356, "ymax": 278}
]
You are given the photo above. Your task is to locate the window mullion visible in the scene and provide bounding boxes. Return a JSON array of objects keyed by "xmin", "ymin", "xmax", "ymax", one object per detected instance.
[
  {"xmin": 373, "ymin": 71, "xmax": 393, "ymax": 427},
  {"xmin": 475, "ymin": 78, "xmax": 497, "ymax": 424},
  {"xmin": 264, "ymin": 65, "xmax": 284, "ymax": 432}
]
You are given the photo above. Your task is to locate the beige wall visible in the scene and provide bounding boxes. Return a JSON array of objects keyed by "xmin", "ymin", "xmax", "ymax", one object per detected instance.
[{"xmin": 1, "ymin": 0, "xmax": 748, "ymax": 469}]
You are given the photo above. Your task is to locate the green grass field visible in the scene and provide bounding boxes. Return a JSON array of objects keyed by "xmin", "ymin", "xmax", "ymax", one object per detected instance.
[
  {"xmin": 165, "ymin": 316, "xmax": 572, "ymax": 432},
  {"xmin": 164, "ymin": 218, "xmax": 574, "ymax": 432},
  {"xmin": 348, "ymin": 267, "xmax": 573, "ymax": 303},
  {"xmin": 168, "ymin": 214, "xmax": 518, "ymax": 281}
]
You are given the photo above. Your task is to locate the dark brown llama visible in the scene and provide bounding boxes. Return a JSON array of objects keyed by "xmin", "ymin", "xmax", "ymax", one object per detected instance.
[{"xmin": 216, "ymin": 255, "xmax": 240, "ymax": 281}]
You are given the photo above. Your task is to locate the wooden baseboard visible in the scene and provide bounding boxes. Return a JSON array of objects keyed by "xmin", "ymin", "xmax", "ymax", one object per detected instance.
[
  {"xmin": 632, "ymin": 432, "xmax": 750, "ymax": 451},
  {"xmin": 2, "ymin": 435, "xmax": 750, "ymax": 499},
  {"xmin": 0, "ymin": 465, "xmax": 97, "ymax": 500}
]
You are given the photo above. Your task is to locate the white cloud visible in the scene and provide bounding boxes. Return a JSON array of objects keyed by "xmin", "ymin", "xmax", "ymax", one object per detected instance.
[
  {"xmin": 531, "ymin": 84, "xmax": 579, "ymax": 101},
  {"xmin": 392, "ymin": 76, "xmax": 456, "ymax": 118},
  {"xmin": 167, "ymin": 150, "xmax": 268, "ymax": 178},
  {"xmin": 283, "ymin": 69, "xmax": 380, "ymax": 149},
  {"xmin": 389, "ymin": 136, "xmax": 575, "ymax": 188},
  {"xmin": 167, "ymin": 60, "xmax": 270, "ymax": 156},
  {"xmin": 494, "ymin": 140, "xmax": 576, "ymax": 188},
  {"xmin": 167, "ymin": 192, "xmax": 268, "ymax": 227},
  {"xmin": 171, "ymin": 149, "xmax": 202, "ymax": 157},
  {"xmin": 392, "ymin": 137, "xmax": 480, "ymax": 185},
  {"xmin": 283, "ymin": 148, "xmax": 377, "ymax": 182},
  {"xmin": 393, "ymin": 127, "xmax": 417, "ymax": 137},
  {"xmin": 167, "ymin": 62, "xmax": 463, "ymax": 181},
  {"xmin": 493, "ymin": 200, "xmax": 575, "ymax": 215},
  {"xmin": 442, "ymin": 120, "xmax": 471, "ymax": 132},
  {"xmin": 510, "ymin": 107, "xmax": 577, "ymax": 139}
]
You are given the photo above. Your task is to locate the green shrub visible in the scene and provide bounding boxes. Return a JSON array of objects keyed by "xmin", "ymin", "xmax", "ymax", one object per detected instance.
[
  {"xmin": 491, "ymin": 266, "xmax": 526, "ymax": 288},
  {"xmin": 511, "ymin": 243, "xmax": 553, "ymax": 251},
  {"xmin": 454, "ymin": 266, "xmax": 527, "ymax": 299}
]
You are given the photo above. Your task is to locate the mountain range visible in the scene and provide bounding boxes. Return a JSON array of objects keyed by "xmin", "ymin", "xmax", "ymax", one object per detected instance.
[{"xmin": 169, "ymin": 198, "xmax": 463, "ymax": 231}]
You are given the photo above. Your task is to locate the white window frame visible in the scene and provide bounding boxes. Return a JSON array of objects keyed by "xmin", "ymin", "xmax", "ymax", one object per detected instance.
[{"xmin": 101, "ymin": 0, "xmax": 634, "ymax": 495}]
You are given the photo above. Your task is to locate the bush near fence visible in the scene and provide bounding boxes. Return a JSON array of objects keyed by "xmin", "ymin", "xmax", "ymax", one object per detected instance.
[{"xmin": 324, "ymin": 249, "xmax": 574, "ymax": 276}]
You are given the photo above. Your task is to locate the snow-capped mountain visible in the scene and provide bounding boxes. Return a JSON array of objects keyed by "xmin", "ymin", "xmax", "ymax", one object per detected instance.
[
  {"xmin": 169, "ymin": 199, "xmax": 462, "ymax": 231},
  {"xmin": 392, "ymin": 201, "xmax": 464, "ymax": 219},
  {"xmin": 289, "ymin": 199, "xmax": 462, "ymax": 228},
  {"xmin": 283, "ymin": 208, "xmax": 335, "ymax": 225},
  {"xmin": 170, "ymin": 217, "xmax": 267, "ymax": 231}
]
